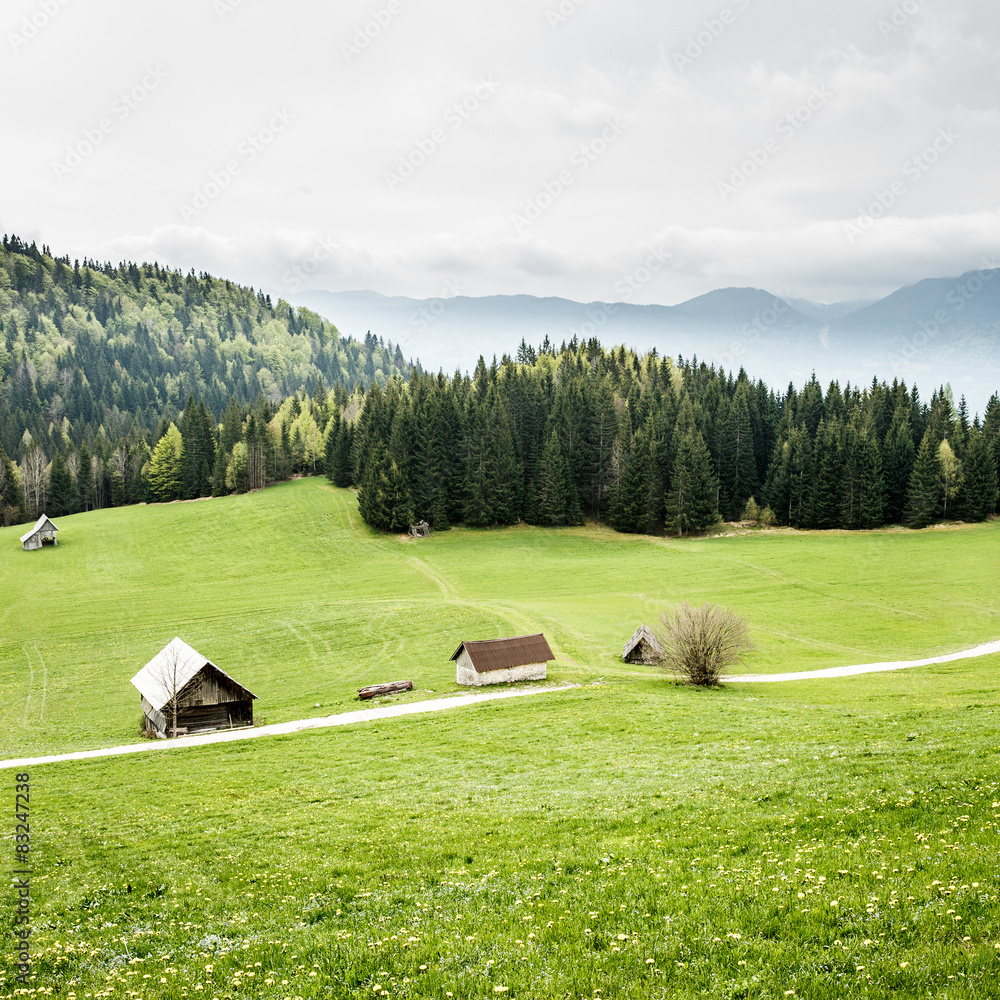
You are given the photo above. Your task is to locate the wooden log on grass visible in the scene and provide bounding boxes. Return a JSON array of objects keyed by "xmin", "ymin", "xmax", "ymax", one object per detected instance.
[{"xmin": 358, "ymin": 680, "xmax": 414, "ymax": 700}]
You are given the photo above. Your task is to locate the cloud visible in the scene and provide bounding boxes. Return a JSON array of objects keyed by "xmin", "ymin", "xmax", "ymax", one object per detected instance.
[{"xmin": 3, "ymin": 0, "xmax": 999, "ymax": 310}]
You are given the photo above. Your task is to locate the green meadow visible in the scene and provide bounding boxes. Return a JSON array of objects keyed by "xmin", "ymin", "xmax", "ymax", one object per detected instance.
[
  {"xmin": 1, "ymin": 478, "xmax": 1000, "ymax": 998},
  {"xmin": 1, "ymin": 477, "xmax": 999, "ymax": 758}
]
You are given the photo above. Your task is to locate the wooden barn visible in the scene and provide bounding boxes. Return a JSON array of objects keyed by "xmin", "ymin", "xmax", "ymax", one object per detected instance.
[
  {"xmin": 451, "ymin": 633, "xmax": 554, "ymax": 687},
  {"xmin": 20, "ymin": 515, "xmax": 58, "ymax": 551},
  {"xmin": 130, "ymin": 637, "xmax": 257, "ymax": 738},
  {"xmin": 622, "ymin": 624, "xmax": 664, "ymax": 665}
]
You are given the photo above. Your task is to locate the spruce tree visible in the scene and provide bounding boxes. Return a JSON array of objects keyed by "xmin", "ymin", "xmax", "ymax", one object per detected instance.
[
  {"xmin": 957, "ymin": 428, "xmax": 998, "ymax": 521},
  {"xmin": 609, "ymin": 428, "xmax": 651, "ymax": 533},
  {"xmin": 76, "ymin": 444, "xmax": 94, "ymax": 512},
  {"xmin": 665, "ymin": 428, "xmax": 719, "ymax": 536},
  {"xmin": 532, "ymin": 429, "xmax": 579, "ymax": 526},
  {"xmin": 211, "ymin": 436, "xmax": 229, "ymax": 497},
  {"xmin": 841, "ymin": 416, "xmax": 884, "ymax": 529},
  {"xmin": 882, "ymin": 408, "xmax": 915, "ymax": 523},
  {"xmin": 716, "ymin": 385, "xmax": 757, "ymax": 521},
  {"xmin": 805, "ymin": 418, "xmax": 843, "ymax": 528},
  {"xmin": 0, "ymin": 444, "xmax": 24, "ymax": 523},
  {"xmin": 903, "ymin": 430, "xmax": 941, "ymax": 528},
  {"xmin": 47, "ymin": 452, "xmax": 77, "ymax": 516},
  {"xmin": 324, "ymin": 411, "xmax": 342, "ymax": 485}
]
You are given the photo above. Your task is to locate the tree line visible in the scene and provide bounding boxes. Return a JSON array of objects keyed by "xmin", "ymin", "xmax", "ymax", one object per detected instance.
[
  {"xmin": 335, "ymin": 341, "xmax": 999, "ymax": 535},
  {"xmin": 1, "ymin": 237, "xmax": 997, "ymax": 536},
  {"xmin": 0, "ymin": 380, "xmax": 348, "ymax": 524}
]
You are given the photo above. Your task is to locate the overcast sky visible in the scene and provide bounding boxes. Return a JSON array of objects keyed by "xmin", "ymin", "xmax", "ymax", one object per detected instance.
[{"xmin": 4, "ymin": 0, "xmax": 1000, "ymax": 307}]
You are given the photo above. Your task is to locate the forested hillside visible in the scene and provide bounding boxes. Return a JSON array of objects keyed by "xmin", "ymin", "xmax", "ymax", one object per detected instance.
[
  {"xmin": 1, "ymin": 235, "xmax": 998, "ymax": 535},
  {"xmin": 0, "ymin": 235, "xmax": 411, "ymax": 508}
]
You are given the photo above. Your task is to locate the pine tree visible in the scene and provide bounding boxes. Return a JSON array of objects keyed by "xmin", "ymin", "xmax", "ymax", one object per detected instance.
[
  {"xmin": 841, "ymin": 415, "xmax": 885, "ymax": 529},
  {"xmin": 882, "ymin": 408, "xmax": 915, "ymax": 523},
  {"xmin": 957, "ymin": 428, "xmax": 998, "ymax": 521},
  {"xmin": 358, "ymin": 442, "xmax": 412, "ymax": 531},
  {"xmin": 609, "ymin": 427, "xmax": 651, "ymax": 533},
  {"xmin": 47, "ymin": 452, "xmax": 78, "ymax": 516},
  {"xmin": 716, "ymin": 385, "xmax": 757, "ymax": 520},
  {"xmin": 903, "ymin": 429, "xmax": 941, "ymax": 528},
  {"xmin": 76, "ymin": 444, "xmax": 94, "ymax": 512},
  {"xmin": 532, "ymin": 429, "xmax": 580, "ymax": 526},
  {"xmin": 0, "ymin": 443, "xmax": 24, "ymax": 523},
  {"xmin": 665, "ymin": 428, "xmax": 719, "ymax": 536},
  {"xmin": 221, "ymin": 396, "xmax": 243, "ymax": 452},
  {"xmin": 805, "ymin": 418, "xmax": 843, "ymax": 528},
  {"xmin": 211, "ymin": 435, "xmax": 229, "ymax": 496}
]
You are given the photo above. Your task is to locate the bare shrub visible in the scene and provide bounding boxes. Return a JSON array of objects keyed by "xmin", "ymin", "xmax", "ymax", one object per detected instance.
[{"xmin": 657, "ymin": 601, "xmax": 754, "ymax": 686}]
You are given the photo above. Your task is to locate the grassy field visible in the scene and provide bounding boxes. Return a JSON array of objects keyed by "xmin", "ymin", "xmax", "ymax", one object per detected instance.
[
  {"xmin": 2, "ymin": 478, "xmax": 1000, "ymax": 998},
  {"xmin": 1, "ymin": 663, "xmax": 999, "ymax": 998},
  {"xmin": 0, "ymin": 476, "xmax": 998, "ymax": 758}
]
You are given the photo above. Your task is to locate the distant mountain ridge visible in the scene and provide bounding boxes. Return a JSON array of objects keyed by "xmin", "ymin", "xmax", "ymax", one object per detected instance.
[{"xmin": 288, "ymin": 269, "xmax": 1000, "ymax": 409}]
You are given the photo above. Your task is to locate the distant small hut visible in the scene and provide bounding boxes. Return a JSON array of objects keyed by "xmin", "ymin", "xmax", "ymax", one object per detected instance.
[
  {"xmin": 410, "ymin": 520, "xmax": 430, "ymax": 538},
  {"xmin": 622, "ymin": 624, "xmax": 664, "ymax": 665},
  {"xmin": 20, "ymin": 515, "xmax": 58, "ymax": 551},
  {"xmin": 451, "ymin": 633, "xmax": 554, "ymax": 687},
  {"xmin": 130, "ymin": 637, "xmax": 257, "ymax": 738}
]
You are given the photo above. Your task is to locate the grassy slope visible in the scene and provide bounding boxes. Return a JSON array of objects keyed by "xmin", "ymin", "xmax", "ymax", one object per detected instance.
[
  {"xmin": 2, "ymin": 665, "xmax": 1000, "ymax": 998},
  {"xmin": 1, "ymin": 476, "xmax": 998, "ymax": 758},
  {"xmin": 2, "ymin": 481, "xmax": 1000, "ymax": 997}
]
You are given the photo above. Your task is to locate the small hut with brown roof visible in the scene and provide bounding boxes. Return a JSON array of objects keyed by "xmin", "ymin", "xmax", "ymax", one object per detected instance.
[
  {"xmin": 451, "ymin": 633, "xmax": 554, "ymax": 686},
  {"xmin": 622, "ymin": 624, "xmax": 664, "ymax": 665}
]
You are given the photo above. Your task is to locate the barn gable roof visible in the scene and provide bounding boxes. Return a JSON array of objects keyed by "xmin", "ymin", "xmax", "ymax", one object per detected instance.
[
  {"xmin": 20, "ymin": 514, "xmax": 57, "ymax": 544},
  {"xmin": 450, "ymin": 633, "xmax": 554, "ymax": 673},
  {"xmin": 130, "ymin": 637, "xmax": 257, "ymax": 711},
  {"xmin": 622, "ymin": 624, "xmax": 664, "ymax": 660}
]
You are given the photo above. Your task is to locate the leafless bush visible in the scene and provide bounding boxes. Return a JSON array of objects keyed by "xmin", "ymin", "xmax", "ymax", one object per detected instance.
[{"xmin": 657, "ymin": 601, "xmax": 754, "ymax": 686}]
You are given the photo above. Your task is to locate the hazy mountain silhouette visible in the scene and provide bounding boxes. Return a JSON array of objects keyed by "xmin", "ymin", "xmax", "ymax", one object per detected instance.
[{"xmin": 288, "ymin": 268, "xmax": 1000, "ymax": 409}]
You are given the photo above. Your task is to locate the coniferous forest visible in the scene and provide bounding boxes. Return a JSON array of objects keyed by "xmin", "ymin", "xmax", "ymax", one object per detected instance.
[{"xmin": 1, "ymin": 235, "xmax": 998, "ymax": 534}]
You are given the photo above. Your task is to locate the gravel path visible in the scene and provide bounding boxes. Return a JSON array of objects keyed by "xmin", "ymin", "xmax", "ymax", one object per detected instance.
[
  {"xmin": 729, "ymin": 639, "xmax": 1000, "ymax": 683},
  {"xmin": 4, "ymin": 639, "xmax": 998, "ymax": 769},
  {"xmin": 0, "ymin": 683, "xmax": 579, "ymax": 770}
]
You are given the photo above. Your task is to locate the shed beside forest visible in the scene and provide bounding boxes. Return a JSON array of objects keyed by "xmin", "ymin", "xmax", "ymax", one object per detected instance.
[
  {"xmin": 20, "ymin": 515, "xmax": 58, "ymax": 550},
  {"xmin": 130, "ymin": 637, "xmax": 257, "ymax": 738}
]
